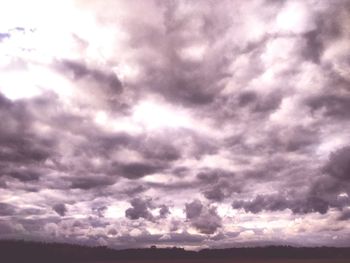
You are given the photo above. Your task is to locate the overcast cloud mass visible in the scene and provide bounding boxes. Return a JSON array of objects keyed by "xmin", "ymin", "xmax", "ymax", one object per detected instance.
[{"xmin": 0, "ymin": 0, "xmax": 349, "ymax": 249}]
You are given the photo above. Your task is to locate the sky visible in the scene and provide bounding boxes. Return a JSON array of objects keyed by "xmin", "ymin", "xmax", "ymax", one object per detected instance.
[{"xmin": 0, "ymin": 0, "xmax": 349, "ymax": 250}]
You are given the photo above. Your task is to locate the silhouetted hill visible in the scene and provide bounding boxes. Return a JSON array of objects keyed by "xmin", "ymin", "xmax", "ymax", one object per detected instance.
[{"xmin": 1, "ymin": 240, "xmax": 350, "ymax": 263}]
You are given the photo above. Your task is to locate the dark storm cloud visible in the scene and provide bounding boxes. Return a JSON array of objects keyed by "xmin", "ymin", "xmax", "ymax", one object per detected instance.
[
  {"xmin": 185, "ymin": 200, "xmax": 222, "ymax": 234},
  {"xmin": 268, "ymin": 125, "xmax": 320, "ymax": 153},
  {"xmin": 197, "ymin": 170, "xmax": 219, "ymax": 184},
  {"xmin": 295, "ymin": 147, "xmax": 350, "ymax": 216},
  {"xmin": 70, "ymin": 176, "xmax": 115, "ymax": 190},
  {"xmin": 92, "ymin": 206, "xmax": 107, "ymax": 218},
  {"xmin": 159, "ymin": 205, "xmax": 170, "ymax": 218},
  {"xmin": 235, "ymin": 90, "xmax": 283, "ymax": 114},
  {"xmin": 1, "ymin": 0, "xmax": 350, "ymax": 249},
  {"xmin": 197, "ymin": 169, "xmax": 239, "ymax": 201},
  {"xmin": 307, "ymin": 95, "xmax": 350, "ymax": 119},
  {"xmin": 302, "ymin": 30, "xmax": 323, "ymax": 64},
  {"xmin": 203, "ymin": 181, "xmax": 234, "ymax": 202},
  {"xmin": 253, "ymin": 92, "xmax": 283, "ymax": 113},
  {"xmin": 338, "ymin": 208, "xmax": 350, "ymax": 221},
  {"xmin": 150, "ymin": 73, "xmax": 219, "ymax": 106},
  {"xmin": 58, "ymin": 59, "xmax": 122, "ymax": 93},
  {"xmin": 125, "ymin": 198, "xmax": 154, "ymax": 221},
  {"xmin": 0, "ymin": 94, "xmax": 56, "ymax": 165},
  {"xmin": 233, "ymin": 194, "xmax": 288, "ymax": 214},
  {"xmin": 232, "ymin": 193, "xmax": 332, "ymax": 215},
  {"xmin": 78, "ymin": 132, "xmax": 132, "ymax": 160},
  {"xmin": 0, "ymin": 94, "xmax": 58, "ymax": 193},
  {"xmin": 3, "ymin": 167, "xmax": 42, "ymax": 182},
  {"xmin": 324, "ymin": 146, "xmax": 350, "ymax": 180},
  {"xmin": 203, "ymin": 187, "xmax": 226, "ymax": 202},
  {"xmin": 237, "ymin": 91, "xmax": 258, "ymax": 107},
  {"xmin": 307, "ymin": 176, "xmax": 350, "ymax": 211},
  {"xmin": 121, "ymin": 184, "xmax": 149, "ymax": 196},
  {"xmin": 119, "ymin": 162, "xmax": 166, "ymax": 179},
  {"xmin": 0, "ymin": 202, "xmax": 17, "ymax": 216},
  {"xmin": 196, "ymin": 169, "xmax": 235, "ymax": 184},
  {"xmin": 107, "ymin": 228, "xmax": 118, "ymax": 236},
  {"xmin": 136, "ymin": 139, "xmax": 182, "ymax": 162},
  {"xmin": 185, "ymin": 199, "xmax": 203, "ymax": 219},
  {"xmin": 0, "ymin": 136, "xmax": 52, "ymax": 164},
  {"xmin": 192, "ymin": 207, "xmax": 222, "ymax": 235},
  {"xmin": 300, "ymin": 0, "xmax": 349, "ymax": 64},
  {"xmin": 193, "ymin": 212, "xmax": 222, "ymax": 235},
  {"xmin": 52, "ymin": 203, "xmax": 67, "ymax": 217},
  {"xmin": 75, "ymin": 133, "xmax": 182, "ymax": 177},
  {"xmin": 183, "ymin": 132, "xmax": 219, "ymax": 159},
  {"xmin": 122, "ymin": 1, "xmax": 231, "ymax": 107}
]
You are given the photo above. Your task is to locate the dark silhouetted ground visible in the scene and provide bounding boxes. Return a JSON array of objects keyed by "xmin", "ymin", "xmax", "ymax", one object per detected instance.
[{"xmin": 1, "ymin": 240, "xmax": 350, "ymax": 263}]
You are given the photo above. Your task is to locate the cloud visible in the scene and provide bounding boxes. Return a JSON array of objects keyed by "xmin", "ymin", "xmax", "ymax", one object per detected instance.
[
  {"xmin": 185, "ymin": 199, "xmax": 203, "ymax": 220},
  {"xmin": 52, "ymin": 203, "xmax": 67, "ymax": 217},
  {"xmin": 191, "ymin": 207, "xmax": 222, "ymax": 235},
  {"xmin": 324, "ymin": 146, "xmax": 350, "ymax": 180},
  {"xmin": 4, "ymin": 168, "xmax": 42, "ymax": 182},
  {"xmin": 232, "ymin": 193, "xmax": 331, "ymax": 215},
  {"xmin": 0, "ymin": 220, "xmax": 16, "ymax": 235},
  {"xmin": 0, "ymin": 203, "xmax": 17, "ymax": 216},
  {"xmin": 307, "ymin": 95, "xmax": 350, "ymax": 119},
  {"xmin": 0, "ymin": 93, "xmax": 57, "ymax": 146},
  {"xmin": 137, "ymin": 140, "xmax": 182, "ymax": 162},
  {"xmin": 0, "ymin": 0, "xmax": 349, "ymax": 248},
  {"xmin": 203, "ymin": 183, "xmax": 232, "ymax": 202},
  {"xmin": 92, "ymin": 206, "xmax": 107, "ymax": 218},
  {"xmin": 120, "ymin": 162, "xmax": 166, "ymax": 179},
  {"xmin": 159, "ymin": 232, "xmax": 205, "ymax": 244},
  {"xmin": 197, "ymin": 169, "xmax": 239, "ymax": 202},
  {"xmin": 185, "ymin": 200, "xmax": 222, "ymax": 234},
  {"xmin": 338, "ymin": 208, "xmax": 350, "ymax": 221},
  {"xmin": 159, "ymin": 205, "xmax": 170, "ymax": 218},
  {"xmin": 125, "ymin": 198, "xmax": 154, "ymax": 221},
  {"xmin": 70, "ymin": 176, "xmax": 115, "ymax": 190},
  {"xmin": 58, "ymin": 59, "xmax": 122, "ymax": 94},
  {"xmin": 0, "ymin": 32, "xmax": 10, "ymax": 41}
]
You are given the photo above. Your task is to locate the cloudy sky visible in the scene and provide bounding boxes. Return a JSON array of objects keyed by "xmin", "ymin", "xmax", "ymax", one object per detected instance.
[{"xmin": 0, "ymin": 0, "xmax": 350, "ymax": 249}]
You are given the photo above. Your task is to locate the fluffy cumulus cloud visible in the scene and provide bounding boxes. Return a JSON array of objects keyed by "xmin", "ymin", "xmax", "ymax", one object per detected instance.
[
  {"xmin": 0, "ymin": 0, "xmax": 350, "ymax": 249},
  {"xmin": 185, "ymin": 199, "xmax": 222, "ymax": 235}
]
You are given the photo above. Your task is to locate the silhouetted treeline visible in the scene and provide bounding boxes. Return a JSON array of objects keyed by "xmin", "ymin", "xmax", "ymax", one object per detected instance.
[{"xmin": 1, "ymin": 240, "xmax": 350, "ymax": 263}]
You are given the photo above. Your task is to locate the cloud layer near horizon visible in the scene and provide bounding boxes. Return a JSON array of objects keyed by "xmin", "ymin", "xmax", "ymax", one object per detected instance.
[{"xmin": 0, "ymin": 0, "xmax": 350, "ymax": 249}]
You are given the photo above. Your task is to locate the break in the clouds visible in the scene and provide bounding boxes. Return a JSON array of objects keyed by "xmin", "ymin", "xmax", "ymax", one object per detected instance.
[{"xmin": 0, "ymin": 0, "xmax": 350, "ymax": 249}]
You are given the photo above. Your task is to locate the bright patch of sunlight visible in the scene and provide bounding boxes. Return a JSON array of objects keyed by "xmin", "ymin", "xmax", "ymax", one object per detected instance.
[
  {"xmin": 133, "ymin": 100, "xmax": 191, "ymax": 130},
  {"xmin": 105, "ymin": 204, "xmax": 129, "ymax": 219}
]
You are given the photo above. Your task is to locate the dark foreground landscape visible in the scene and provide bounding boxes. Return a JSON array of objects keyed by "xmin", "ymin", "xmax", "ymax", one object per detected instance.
[{"xmin": 1, "ymin": 240, "xmax": 350, "ymax": 263}]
